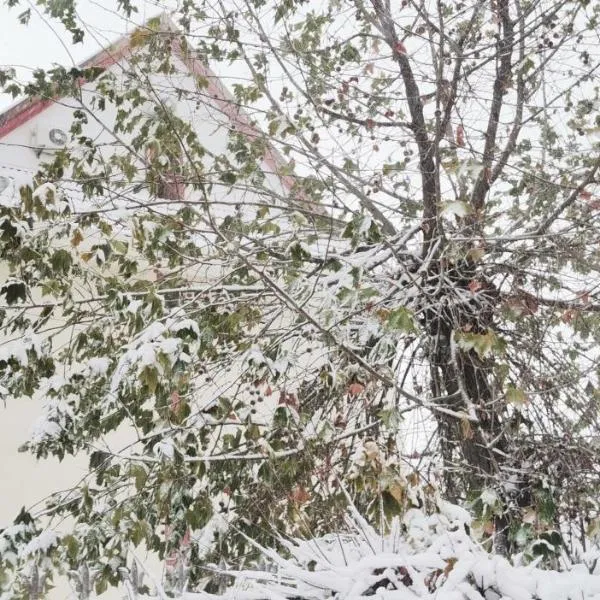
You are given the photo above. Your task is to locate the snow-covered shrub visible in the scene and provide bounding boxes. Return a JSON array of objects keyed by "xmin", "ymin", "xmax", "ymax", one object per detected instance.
[{"xmin": 188, "ymin": 500, "xmax": 600, "ymax": 600}]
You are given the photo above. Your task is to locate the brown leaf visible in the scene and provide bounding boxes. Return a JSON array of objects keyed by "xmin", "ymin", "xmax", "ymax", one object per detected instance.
[
  {"xmin": 71, "ymin": 229, "xmax": 83, "ymax": 247},
  {"xmin": 460, "ymin": 418, "xmax": 474, "ymax": 440},
  {"xmin": 388, "ymin": 482, "xmax": 406, "ymax": 505},
  {"xmin": 443, "ymin": 558, "xmax": 457, "ymax": 576},
  {"xmin": 347, "ymin": 382, "xmax": 365, "ymax": 396},
  {"xmin": 394, "ymin": 41, "xmax": 407, "ymax": 55},
  {"xmin": 290, "ymin": 485, "xmax": 310, "ymax": 505},
  {"xmin": 468, "ymin": 279, "xmax": 483, "ymax": 293},
  {"xmin": 456, "ymin": 125, "xmax": 465, "ymax": 147},
  {"xmin": 169, "ymin": 391, "xmax": 181, "ymax": 414}
]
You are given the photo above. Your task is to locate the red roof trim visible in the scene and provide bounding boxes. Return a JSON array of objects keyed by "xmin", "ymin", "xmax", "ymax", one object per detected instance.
[
  {"xmin": 0, "ymin": 98, "xmax": 54, "ymax": 139},
  {"xmin": 0, "ymin": 34, "xmax": 133, "ymax": 140},
  {"xmin": 0, "ymin": 16, "xmax": 302, "ymax": 200}
]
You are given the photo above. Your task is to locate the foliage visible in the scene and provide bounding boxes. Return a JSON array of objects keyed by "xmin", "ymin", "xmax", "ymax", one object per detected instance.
[{"xmin": 1, "ymin": 0, "xmax": 600, "ymax": 597}]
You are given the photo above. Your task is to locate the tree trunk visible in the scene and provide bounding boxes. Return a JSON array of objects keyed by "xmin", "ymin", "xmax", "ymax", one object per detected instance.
[{"xmin": 424, "ymin": 264, "xmax": 512, "ymax": 552}]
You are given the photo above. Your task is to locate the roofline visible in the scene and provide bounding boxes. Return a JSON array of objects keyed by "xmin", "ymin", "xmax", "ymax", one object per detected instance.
[
  {"xmin": 0, "ymin": 31, "xmax": 132, "ymax": 140},
  {"xmin": 0, "ymin": 15, "xmax": 305, "ymax": 205}
]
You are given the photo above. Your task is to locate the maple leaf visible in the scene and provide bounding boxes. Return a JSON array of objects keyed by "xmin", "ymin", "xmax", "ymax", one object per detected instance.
[
  {"xmin": 169, "ymin": 391, "xmax": 181, "ymax": 414},
  {"xmin": 394, "ymin": 41, "xmax": 407, "ymax": 55},
  {"xmin": 468, "ymin": 279, "xmax": 483, "ymax": 293},
  {"xmin": 561, "ymin": 308, "xmax": 578, "ymax": 323},
  {"xmin": 289, "ymin": 485, "xmax": 310, "ymax": 505},
  {"xmin": 279, "ymin": 391, "xmax": 299, "ymax": 409},
  {"xmin": 347, "ymin": 382, "xmax": 365, "ymax": 396}
]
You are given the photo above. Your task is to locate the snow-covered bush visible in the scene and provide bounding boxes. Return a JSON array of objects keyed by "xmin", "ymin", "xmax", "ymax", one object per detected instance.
[{"xmin": 190, "ymin": 500, "xmax": 600, "ymax": 600}]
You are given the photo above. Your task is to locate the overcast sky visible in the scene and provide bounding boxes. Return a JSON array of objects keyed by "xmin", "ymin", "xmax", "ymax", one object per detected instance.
[{"xmin": 0, "ymin": 0, "xmax": 178, "ymax": 111}]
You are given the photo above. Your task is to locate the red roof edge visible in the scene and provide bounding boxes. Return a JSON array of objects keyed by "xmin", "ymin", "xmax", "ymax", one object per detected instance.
[
  {"xmin": 0, "ymin": 33, "xmax": 132, "ymax": 140},
  {"xmin": 0, "ymin": 15, "xmax": 305, "ymax": 202}
]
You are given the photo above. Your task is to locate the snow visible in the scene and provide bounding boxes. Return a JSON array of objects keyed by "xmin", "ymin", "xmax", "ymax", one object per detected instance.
[
  {"xmin": 0, "ymin": 331, "xmax": 45, "ymax": 366},
  {"xmin": 29, "ymin": 398, "xmax": 74, "ymax": 443},
  {"xmin": 183, "ymin": 500, "xmax": 600, "ymax": 600},
  {"xmin": 18, "ymin": 529, "xmax": 58, "ymax": 558},
  {"xmin": 86, "ymin": 356, "xmax": 111, "ymax": 376},
  {"xmin": 31, "ymin": 182, "xmax": 57, "ymax": 201},
  {"xmin": 109, "ymin": 319, "xmax": 192, "ymax": 393},
  {"xmin": 154, "ymin": 438, "xmax": 175, "ymax": 461}
]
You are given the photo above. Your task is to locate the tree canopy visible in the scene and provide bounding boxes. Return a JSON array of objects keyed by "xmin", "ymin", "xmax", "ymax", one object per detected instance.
[{"xmin": 2, "ymin": 0, "xmax": 600, "ymax": 597}]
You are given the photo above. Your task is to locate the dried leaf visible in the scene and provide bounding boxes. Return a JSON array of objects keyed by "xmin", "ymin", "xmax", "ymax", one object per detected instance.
[
  {"xmin": 394, "ymin": 41, "xmax": 407, "ymax": 55},
  {"xmin": 468, "ymin": 279, "xmax": 483, "ymax": 293},
  {"xmin": 347, "ymin": 382, "xmax": 365, "ymax": 396},
  {"xmin": 444, "ymin": 557, "xmax": 457, "ymax": 576},
  {"xmin": 290, "ymin": 485, "xmax": 310, "ymax": 505},
  {"xmin": 388, "ymin": 482, "xmax": 406, "ymax": 505},
  {"xmin": 71, "ymin": 229, "xmax": 83, "ymax": 247},
  {"xmin": 169, "ymin": 391, "xmax": 181, "ymax": 414},
  {"xmin": 461, "ymin": 418, "xmax": 474, "ymax": 439}
]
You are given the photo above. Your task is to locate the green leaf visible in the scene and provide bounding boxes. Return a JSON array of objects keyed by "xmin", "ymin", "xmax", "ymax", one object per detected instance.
[
  {"xmin": 0, "ymin": 281, "xmax": 26, "ymax": 305},
  {"xmin": 506, "ymin": 386, "xmax": 528, "ymax": 406},
  {"xmin": 111, "ymin": 239, "xmax": 128, "ymax": 255},
  {"xmin": 387, "ymin": 307, "xmax": 417, "ymax": 333},
  {"xmin": 50, "ymin": 249, "xmax": 72, "ymax": 274},
  {"xmin": 455, "ymin": 330, "xmax": 504, "ymax": 359},
  {"xmin": 220, "ymin": 171, "xmax": 237, "ymax": 185}
]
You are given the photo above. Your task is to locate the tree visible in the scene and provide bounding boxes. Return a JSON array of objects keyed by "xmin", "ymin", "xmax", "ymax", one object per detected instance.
[{"xmin": 1, "ymin": 0, "xmax": 600, "ymax": 596}]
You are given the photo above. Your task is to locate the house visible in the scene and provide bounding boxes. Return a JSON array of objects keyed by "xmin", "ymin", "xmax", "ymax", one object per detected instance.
[{"xmin": 0, "ymin": 14, "xmax": 310, "ymax": 598}]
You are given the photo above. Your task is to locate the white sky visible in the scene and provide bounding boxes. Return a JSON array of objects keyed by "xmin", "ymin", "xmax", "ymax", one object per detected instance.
[{"xmin": 0, "ymin": 0, "xmax": 179, "ymax": 111}]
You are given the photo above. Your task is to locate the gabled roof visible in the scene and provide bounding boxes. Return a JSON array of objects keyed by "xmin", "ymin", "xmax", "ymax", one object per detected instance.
[{"xmin": 0, "ymin": 15, "xmax": 297, "ymax": 195}]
